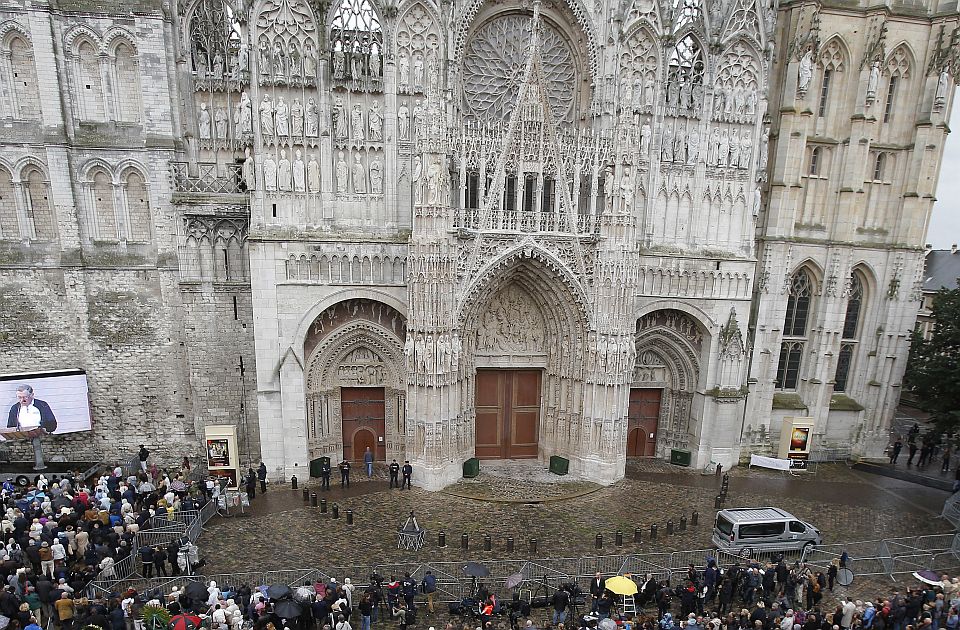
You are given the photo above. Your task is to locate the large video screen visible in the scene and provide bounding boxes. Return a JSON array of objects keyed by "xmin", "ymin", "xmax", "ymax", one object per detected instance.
[{"xmin": 0, "ymin": 370, "xmax": 93, "ymax": 439}]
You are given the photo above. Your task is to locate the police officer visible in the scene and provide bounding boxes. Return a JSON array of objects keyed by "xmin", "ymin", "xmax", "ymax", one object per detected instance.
[
  {"xmin": 320, "ymin": 459, "xmax": 332, "ymax": 490},
  {"xmin": 389, "ymin": 459, "xmax": 400, "ymax": 488},
  {"xmin": 401, "ymin": 460, "xmax": 413, "ymax": 489},
  {"xmin": 339, "ymin": 459, "xmax": 351, "ymax": 487}
]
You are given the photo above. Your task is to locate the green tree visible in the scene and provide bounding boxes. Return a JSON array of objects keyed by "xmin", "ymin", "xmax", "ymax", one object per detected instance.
[{"xmin": 905, "ymin": 281, "xmax": 960, "ymax": 433}]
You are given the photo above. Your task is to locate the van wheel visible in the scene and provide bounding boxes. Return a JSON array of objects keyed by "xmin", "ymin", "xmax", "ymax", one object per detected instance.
[{"xmin": 740, "ymin": 547, "xmax": 753, "ymax": 558}]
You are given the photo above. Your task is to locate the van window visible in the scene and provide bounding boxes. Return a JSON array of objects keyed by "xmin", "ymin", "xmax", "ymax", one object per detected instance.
[
  {"xmin": 738, "ymin": 522, "xmax": 785, "ymax": 538},
  {"xmin": 716, "ymin": 515, "xmax": 734, "ymax": 536},
  {"xmin": 789, "ymin": 521, "xmax": 806, "ymax": 533}
]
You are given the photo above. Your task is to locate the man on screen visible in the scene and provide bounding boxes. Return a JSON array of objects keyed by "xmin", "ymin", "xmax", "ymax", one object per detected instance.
[
  {"xmin": 6, "ymin": 384, "xmax": 57, "ymax": 471},
  {"xmin": 7, "ymin": 385, "xmax": 57, "ymax": 433}
]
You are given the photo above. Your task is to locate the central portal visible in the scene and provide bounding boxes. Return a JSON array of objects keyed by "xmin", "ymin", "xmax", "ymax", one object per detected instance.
[{"xmin": 474, "ymin": 369, "xmax": 542, "ymax": 459}]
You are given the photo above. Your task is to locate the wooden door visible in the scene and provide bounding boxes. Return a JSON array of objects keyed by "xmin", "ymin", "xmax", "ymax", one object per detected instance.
[
  {"xmin": 475, "ymin": 369, "xmax": 542, "ymax": 459},
  {"xmin": 627, "ymin": 388, "xmax": 661, "ymax": 457},
  {"xmin": 341, "ymin": 387, "xmax": 386, "ymax": 462}
]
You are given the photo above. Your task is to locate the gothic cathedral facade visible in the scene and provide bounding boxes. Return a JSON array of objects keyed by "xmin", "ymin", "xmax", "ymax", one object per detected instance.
[{"xmin": 0, "ymin": 0, "xmax": 956, "ymax": 488}]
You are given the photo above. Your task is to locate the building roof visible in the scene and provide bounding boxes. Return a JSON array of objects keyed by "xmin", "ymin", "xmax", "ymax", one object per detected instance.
[{"xmin": 923, "ymin": 249, "xmax": 960, "ymax": 292}]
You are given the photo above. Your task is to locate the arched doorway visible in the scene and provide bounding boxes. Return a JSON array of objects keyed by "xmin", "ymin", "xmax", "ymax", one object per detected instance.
[
  {"xmin": 303, "ymin": 299, "xmax": 406, "ymax": 463},
  {"xmin": 627, "ymin": 388, "xmax": 660, "ymax": 456},
  {"xmin": 351, "ymin": 427, "xmax": 377, "ymax": 462},
  {"xmin": 627, "ymin": 427, "xmax": 647, "ymax": 457}
]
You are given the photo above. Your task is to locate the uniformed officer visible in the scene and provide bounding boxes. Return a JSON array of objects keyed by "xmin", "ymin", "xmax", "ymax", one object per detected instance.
[
  {"xmin": 389, "ymin": 459, "xmax": 400, "ymax": 488},
  {"xmin": 320, "ymin": 459, "xmax": 332, "ymax": 490},
  {"xmin": 339, "ymin": 459, "xmax": 351, "ymax": 487}
]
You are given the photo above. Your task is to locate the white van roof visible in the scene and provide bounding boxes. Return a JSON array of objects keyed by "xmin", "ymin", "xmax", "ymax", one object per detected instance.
[{"xmin": 719, "ymin": 507, "xmax": 795, "ymax": 522}]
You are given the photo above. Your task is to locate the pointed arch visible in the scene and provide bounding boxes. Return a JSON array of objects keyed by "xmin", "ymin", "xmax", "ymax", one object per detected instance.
[
  {"xmin": 394, "ymin": 1, "xmax": 441, "ymax": 91},
  {"xmin": 78, "ymin": 158, "xmax": 116, "ymax": 182},
  {"xmin": 818, "ymin": 35, "xmax": 848, "ymax": 72},
  {"xmin": 618, "ymin": 22, "xmax": 659, "ymax": 111},
  {"xmin": 327, "ymin": 0, "xmax": 381, "ymax": 80},
  {"xmin": 21, "ymin": 166, "xmax": 55, "ymax": 241},
  {"xmin": 122, "ymin": 168, "xmax": 152, "ymax": 243},
  {"xmin": 63, "ymin": 25, "xmax": 103, "ymax": 54},
  {"xmin": 102, "ymin": 28, "xmax": 138, "ymax": 56},
  {"xmin": 90, "ymin": 167, "xmax": 118, "ymax": 241},
  {"xmin": 885, "ymin": 42, "xmax": 914, "ymax": 78},
  {"xmin": 667, "ymin": 31, "xmax": 706, "ymax": 115},
  {"xmin": 721, "ymin": 0, "xmax": 763, "ymax": 46}
]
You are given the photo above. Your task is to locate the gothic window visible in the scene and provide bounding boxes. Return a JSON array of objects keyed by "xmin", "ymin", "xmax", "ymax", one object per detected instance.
[
  {"xmin": 123, "ymin": 170, "xmax": 151, "ymax": 243},
  {"xmin": 541, "ymin": 177, "xmax": 555, "ymax": 212},
  {"xmin": 883, "ymin": 75, "xmax": 898, "ymax": 123},
  {"xmin": 872, "ymin": 153, "xmax": 886, "ymax": 182},
  {"xmin": 783, "ymin": 269, "xmax": 814, "ymax": 336},
  {"xmin": 809, "ymin": 147, "xmax": 821, "ymax": 176},
  {"xmin": 817, "ymin": 69, "xmax": 832, "ymax": 118},
  {"xmin": 330, "ymin": 0, "xmax": 381, "ymax": 82},
  {"xmin": 461, "ymin": 14, "xmax": 577, "ymax": 122},
  {"xmin": 834, "ymin": 343, "xmax": 854, "ymax": 392},
  {"xmin": 91, "ymin": 169, "xmax": 118, "ymax": 240},
  {"xmin": 819, "ymin": 39, "xmax": 846, "ymax": 72},
  {"xmin": 466, "ymin": 172, "xmax": 480, "ymax": 209},
  {"xmin": 673, "ymin": 0, "xmax": 703, "ymax": 32},
  {"xmin": 190, "ymin": 0, "xmax": 244, "ymax": 80},
  {"xmin": 0, "ymin": 168, "xmax": 18, "ymax": 239},
  {"xmin": 113, "ymin": 43, "xmax": 141, "ymax": 123},
  {"xmin": 23, "ymin": 168, "xmax": 54, "ymax": 240},
  {"xmin": 76, "ymin": 40, "xmax": 105, "ymax": 121},
  {"xmin": 618, "ymin": 27, "xmax": 658, "ymax": 110},
  {"xmin": 395, "ymin": 3, "xmax": 439, "ymax": 91},
  {"xmin": 776, "ymin": 341, "xmax": 804, "ymax": 390},
  {"xmin": 667, "ymin": 34, "xmax": 705, "ymax": 114},
  {"xmin": 842, "ymin": 272, "xmax": 864, "ymax": 340},
  {"xmin": 778, "ymin": 269, "xmax": 815, "ymax": 390},
  {"xmin": 6, "ymin": 36, "xmax": 40, "ymax": 120},
  {"xmin": 257, "ymin": 0, "xmax": 318, "ymax": 86}
]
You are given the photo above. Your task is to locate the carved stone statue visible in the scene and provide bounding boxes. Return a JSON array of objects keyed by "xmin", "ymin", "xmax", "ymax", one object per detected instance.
[
  {"xmin": 275, "ymin": 97, "xmax": 289, "ymax": 136},
  {"xmin": 369, "ymin": 48, "xmax": 381, "ymax": 78},
  {"xmin": 351, "ymin": 104, "xmax": 364, "ymax": 141},
  {"xmin": 412, "ymin": 155, "xmax": 424, "ymax": 204},
  {"xmin": 398, "ymin": 102, "xmax": 410, "ymax": 140},
  {"xmin": 745, "ymin": 89, "xmax": 757, "ymax": 117},
  {"xmin": 212, "ymin": 52, "xmax": 223, "ymax": 79},
  {"xmin": 333, "ymin": 96, "xmax": 348, "ymax": 139},
  {"xmin": 714, "ymin": 86, "xmax": 726, "ymax": 119},
  {"xmin": 304, "ymin": 43, "xmax": 316, "ymax": 79},
  {"xmin": 308, "ymin": 154, "xmax": 320, "ymax": 193},
  {"xmin": 753, "ymin": 186, "xmax": 762, "ymax": 216},
  {"xmin": 278, "ymin": 149, "xmax": 291, "ymax": 191},
  {"xmin": 351, "ymin": 51, "xmax": 363, "ymax": 80},
  {"xmin": 198, "ymin": 102, "xmax": 211, "ymax": 139},
  {"xmin": 643, "ymin": 76, "xmax": 655, "ymax": 108},
  {"xmin": 936, "ymin": 68, "xmax": 951, "ymax": 109},
  {"xmin": 257, "ymin": 40, "xmax": 270, "ymax": 78},
  {"xmin": 662, "ymin": 125, "xmax": 674, "ymax": 162},
  {"xmin": 426, "ymin": 48, "xmax": 439, "ymax": 91},
  {"xmin": 214, "ymin": 106, "xmax": 227, "ymax": 139},
  {"xmin": 674, "ymin": 127, "xmax": 685, "ymax": 163},
  {"xmin": 336, "ymin": 151, "xmax": 348, "ymax": 192},
  {"xmin": 759, "ymin": 126, "xmax": 769, "ymax": 170},
  {"xmin": 237, "ymin": 45, "xmax": 248, "ymax": 77},
  {"xmin": 640, "ymin": 119, "xmax": 651, "ymax": 156},
  {"xmin": 740, "ymin": 130, "xmax": 752, "ymax": 169},
  {"xmin": 306, "ymin": 98, "xmax": 319, "ymax": 137},
  {"xmin": 352, "ymin": 153, "xmax": 366, "ymax": 193},
  {"xmin": 412, "ymin": 100, "xmax": 425, "ymax": 138},
  {"xmin": 293, "ymin": 150, "xmax": 306, "ymax": 192},
  {"xmin": 427, "ymin": 157, "xmax": 442, "ymax": 205},
  {"xmin": 235, "ymin": 91, "xmax": 252, "ymax": 136},
  {"xmin": 718, "ymin": 129, "xmax": 729, "ymax": 167},
  {"xmin": 709, "ymin": 127, "xmax": 721, "ymax": 166},
  {"xmin": 729, "ymin": 128, "xmax": 741, "ymax": 167},
  {"xmin": 798, "ymin": 48, "xmax": 814, "ymax": 94},
  {"xmin": 619, "ymin": 166, "xmax": 633, "ymax": 214},
  {"xmin": 242, "ymin": 147, "xmax": 255, "ymax": 191},
  {"xmin": 866, "ymin": 60, "xmax": 881, "ymax": 104},
  {"xmin": 291, "ymin": 98, "xmax": 304, "ymax": 137},
  {"xmin": 370, "ymin": 157, "xmax": 383, "ymax": 194},
  {"xmin": 263, "ymin": 154, "xmax": 277, "ymax": 192},
  {"xmin": 333, "ymin": 48, "xmax": 345, "ymax": 80},
  {"xmin": 369, "ymin": 100, "xmax": 383, "ymax": 141},
  {"xmin": 687, "ymin": 129, "xmax": 700, "ymax": 164},
  {"xmin": 413, "ymin": 53, "xmax": 424, "ymax": 89},
  {"xmin": 398, "ymin": 52, "xmax": 410, "ymax": 92},
  {"xmin": 259, "ymin": 95, "xmax": 273, "ymax": 136},
  {"xmin": 733, "ymin": 85, "xmax": 745, "ymax": 118}
]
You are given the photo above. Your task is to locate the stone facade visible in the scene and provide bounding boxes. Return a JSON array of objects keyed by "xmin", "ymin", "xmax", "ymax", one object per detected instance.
[{"xmin": 0, "ymin": 0, "xmax": 955, "ymax": 487}]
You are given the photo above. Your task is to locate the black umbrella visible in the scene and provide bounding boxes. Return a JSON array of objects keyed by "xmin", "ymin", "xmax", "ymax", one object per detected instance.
[
  {"xmin": 267, "ymin": 584, "xmax": 294, "ymax": 600},
  {"xmin": 183, "ymin": 581, "xmax": 207, "ymax": 602},
  {"xmin": 274, "ymin": 600, "xmax": 304, "ymax": 619},
  {"xmin": 461, "ymin": 562, "xmax": 490, "ymax": 578}
]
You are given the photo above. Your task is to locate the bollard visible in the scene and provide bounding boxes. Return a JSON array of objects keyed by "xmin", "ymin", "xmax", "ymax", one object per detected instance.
[
  {"xmin": 302, "ymin": 488, "xmax": 309, "ymax": 501},
  {"xmin": 615, "ymin": 531, "xmax": 623, "ymax": 547},
  {"xmin": 320, "ymin": 498, "xmax": 327, "ymax": 513},
  {"xmin": 715, "ymin": 495, "xmax": 723, "ymax": 509},
  {"xmin": 332, "ymin": 504, "xmax": 339, "ymax": 519},
  {"xmin": 692, "ymin": 511, "xmax": 699, "ymax": 527},
  {"xmin": 310, "ymin": 492, "xmax": 317, "ymax": 507},
  {"xmin": 595, "ymin": 534, "xmax": 603, "ymax": 549},
  {"xmin": 484, "ymin": 534, "xmax": 492, "ymax": 552},
  {"xmin": 679, "ymin": 516, "xmax": 687, "ymax": 532},
  {"xmin": 634, "ymin": 527, "xmax": 642, "ymax": 544},
  {"xmin": 667, "ymin": 520, "xmax": 674, "ymax": 536},
  {"xmin": 291, "ymin": 475, "xmax": 298, "ymax": 490},
  {"xmin": 461, "ymin": 533, "xmax": 469, "ymax": 549},
  {"xmin": 651, "ymin": 524, "xmax": 658, "ymax": 540},
  {"xmin": 507, "ymin": 537, "xmax": 514, "ymax": 553},
  {"xmin": 346, "ymin": 509, "xmax": 354, "ymax": 525},
  {"xmin": 439, "ymin": 531, "xmax": 446, "ymax": 548},
  {"xmin": 529, "ymin": 538, "xmax": 538, "ymax": 553}
]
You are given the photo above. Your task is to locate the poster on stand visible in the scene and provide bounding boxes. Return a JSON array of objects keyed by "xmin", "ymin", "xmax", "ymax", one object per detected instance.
[{"xmin": 204, "ymin": 425, "xmax": 239, "ymax": 488}]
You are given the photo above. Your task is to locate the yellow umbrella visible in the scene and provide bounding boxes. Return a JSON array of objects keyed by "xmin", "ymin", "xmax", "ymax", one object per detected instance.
[{"xmin": 604, "ymin": 575, "xmax": 638, "ymax": 596}]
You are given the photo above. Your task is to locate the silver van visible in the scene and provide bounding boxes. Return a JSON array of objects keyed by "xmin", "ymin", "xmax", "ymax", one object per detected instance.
[{"xmin": 712, "ymin": 507, "xmax": 822, "ymax": 556}]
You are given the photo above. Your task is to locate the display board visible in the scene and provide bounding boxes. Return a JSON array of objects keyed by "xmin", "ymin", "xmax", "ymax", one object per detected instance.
[
  {"xmin": 0, "ymin": 370, "xmax": 93, "ymax": 440},
  {"xmin": 204, "ymin": 425, "xmax": 240, "ymax": 488}
]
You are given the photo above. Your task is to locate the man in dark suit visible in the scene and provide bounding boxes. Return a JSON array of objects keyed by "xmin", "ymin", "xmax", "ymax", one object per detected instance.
[
  {"xmin": 7, "ymin": 385, "xmax": 56, "ymax": 471},
  {"xmin": 589, "ymin": 573, "xmax": 606, "ymax": 612}
]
